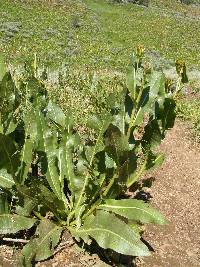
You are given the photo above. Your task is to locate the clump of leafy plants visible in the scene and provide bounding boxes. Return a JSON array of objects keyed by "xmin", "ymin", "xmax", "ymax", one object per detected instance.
[
  {"xmin": 0, "ymin": 48, "xmax": 186, "ymax": 266},
  {"xmin": 0, "ymin": 21, "xmax": 22, "ymax": 38}
]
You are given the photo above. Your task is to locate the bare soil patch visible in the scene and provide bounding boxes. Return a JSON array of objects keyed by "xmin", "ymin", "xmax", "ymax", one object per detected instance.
[{"xmin": 137, "ymin": 120, "xmax": 200, "ymax": 267}]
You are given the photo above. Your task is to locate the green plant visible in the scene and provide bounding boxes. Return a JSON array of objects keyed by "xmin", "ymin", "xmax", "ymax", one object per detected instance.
[
  {"xmin": 0, "ymin": 51, "xmax": 184, "ymax": 266},
  {"xmin": 177, "ymin": 98, "xmax": 200, "ymax": 141}
]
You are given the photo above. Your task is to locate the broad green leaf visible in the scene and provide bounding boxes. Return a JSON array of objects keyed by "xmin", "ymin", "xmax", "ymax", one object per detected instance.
[
  {"xmin": 21, "ymin": 219, "xmax": 62, "ymax": 265},
  {"xmin": 146, "ymin": 152, "xmax": 165, "ymax": 170},
  {"xmin": 17, "ymin": 182, "xmax": 67, "ymax": 218},
  {"xmin": 71, "ymin": 210, "xmax": 150, "ymax": 256},
  {"xmin": 47, "ymin": 101, "xmax": 66, "ymax": 128},
  {"xmin": 149, "ymin": 72, "xmax": 165, "ymax": 104},
  {"xmin": 112, "ymin": 90, "xmax": 134, "ymax": 135},
  {"xmin": 0, "ymin": 192, "xmax": 9, "ymax": 214},
  {"xmin": 0, "ymin": 169, "xmax": 15, "ymax": 188},
  {"xmin": 3, "ymin": 113, "xmax": 18, "ymax": 135},
  {"xmin": 126, "ymin": 54, "xmax": 136, "ymax": 100},
  {"xmin": 20, "ymin": 239, "xmax": 37, "ymax": 267},
  {"xmin": 0, "ymin": 72, "xmax": 16, "ymax": 113},
  {"xmin": 0, "ymin": 114, "xmax": 3, "ymax": 134},
  {"xmin": 15, "ymin": 197, "xmax": 37, "ymax": 217},
  {"xmin": 0, "ymin": 214, "xmax": 36, "ymax": 234},
  {"xmin": 141, "ymin": 120, "xmax": 163, "ymax": 149},
  {"xmin": 86, "ymin": 114, "xmax": 112, "ymax": 165},
  {"xmin": 36, "ymin": 109, "xmax": 62, "ymax": 199},
  {"xmin": 17, "ymin": 110, "xmax": 37, "ymax": 184},
  {"xmin": 59, "ymin": 128, "xmax": 83, "ymax": 204},
  {"xmin": 0, "ymin": 55, "xmax": 6, "ymax": 81},
  {"xmin": 104, "ymin": 124, "xmax": 129, "ymax": 165},
  {"xmin": 133, "ymin": 72, "xmax": 166, "ymax": 127},
  {"xmin": 0, "ymin": 134, "xmax": 20, "ymax": 175},
  {"xmin": 34, "ymin": 219, "xmax": 62, "ymax": 261},
  {"xmin": 99, "ymin": 199, "xmax": 168, "ymax": 225},
  {"xmin": 161, "ymin": 98, "xmax": 176, "ymax": 131}
]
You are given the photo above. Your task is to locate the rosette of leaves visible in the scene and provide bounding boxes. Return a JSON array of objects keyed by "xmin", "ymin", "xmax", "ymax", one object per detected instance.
[{"xmin": 0, "ymin": 51, "xmax": 186, "ymax": 266}]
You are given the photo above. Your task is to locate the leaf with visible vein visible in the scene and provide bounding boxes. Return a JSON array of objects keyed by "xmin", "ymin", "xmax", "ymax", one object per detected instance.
[
  {"xmin": 0, "ymin": 169, "xmax": 15, "ymax": 188},
  {"xmin": 70, "ymin": 210, "xmax": 150, "ymax": 256},
  {"xmin": 47, "ymin": 101, "xmax": 66, "ymax": 128},
  {"xmin": 0, "ymin": 193, "xmax": 9, "ymax": 214},
  {"xmin": 0, "ymin": 134, "xmax": 20, "ymax": 175},
  {"xmin": 0, "ymin": 55, "xmax": 6, "ymax": 82},
  {"xmin": 86, "ymin": 114, "xmax": 112, "ymax": 165},
  {"xmin": 35, "ymin": 109, "xmax": 62, "ymax": 199},
  {"xmin": 98, "ymin": 199, "xmax": 169, "ymax": 225},
  {"xmin": 21, "ymin": 219, "xmax": 62, "ymax": 265},
  {"xmin": 104, "ymin": 124, "xmax": 129, "ymax": 165},
  {"xmin": 17, "ymin": 110, "xmax": 37, "ymax": 184},
  {"xmin": 17, "ymin": 182, "xmax": 67, "ymax": 218},
  {"xmin": 0, "ymin": 214, "xmax": 36, "ymax": 234},
  {"xmin": 76, "ymin": 115, "xmax": 112, "ymax": 208}
]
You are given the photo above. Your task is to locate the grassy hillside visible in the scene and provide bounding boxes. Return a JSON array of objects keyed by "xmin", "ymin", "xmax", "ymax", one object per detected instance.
[
  {"xmin": 0, "ymin": 0, "xmax": 200, "ymax": 69},
  {"xmin": 0, "ymin": 0, "xmax": 199, "ymax": 136}
]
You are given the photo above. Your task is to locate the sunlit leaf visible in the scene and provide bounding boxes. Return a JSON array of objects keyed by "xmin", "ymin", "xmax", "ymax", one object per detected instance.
[
  {"xmin": 47, "ymin": 100, "xmax": 66, "ymax": 128},
  {"xmin": 0, "ymin": 55, "xmax": 6, "ymax": 82},
  {"xmin": 17, "ymin": 110, "xmax": 37, "ymax": 184},
  {"xmin": 0, "ymin": 134, "xmax": 20, "ymax": 175},
  {"xmin": 99, "ymin": 199, "xmax": 168, "ymax": 224},
  {"xmin": 35, "ymin": 109, "xmax": 62, "ymax": 199},
  {"xmin": 71, "ymin": 210, "xmax": 150, "ymax": 256},
  {"xmin": 0, "ymin": 169, "xmax": 15, "ymax": 189},
  {"xmin": 0, "ymin": 214, "xmax": 36, "ymax": 234},
  {"xmin": 21, "ymin": 219, "xmax": 62, "ymax": 265},
  {"xmin": 0, "ymin": 192, "xmax": 9, "ymax": 214}
]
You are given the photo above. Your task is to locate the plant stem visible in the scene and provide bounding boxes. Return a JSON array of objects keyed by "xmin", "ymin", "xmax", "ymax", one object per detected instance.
[
  {"xmin": 127, "ymin": 159, "xmax": 147, "ymax": 188},
  {"xmin": 67, "ymin": 210, "xmax": 75, "ymax": 226},
  {"xmin": 34, "ymin": 210, "xmax": 64, "ymax": 225},
  {"xmin": 53, "ymin": 240, "xmax": 74, "ymax": 255},
  {"xmin": 33, "ymin": 211, "xmax": 44, "ymax": 220},
  {"xmin": 127, "ymin": 109, "xmax": 135, "ymax": 140},
  {"xmin": 82, "ymin": 199, "xmax": 101, "ymax": 220},
  {"xmin": 102, "ymin": 173, "xmax": 118, "ymax": 197},
  {"xmin": 75, "ymin": 174, "xmax": 89, "ymax": 210},
  {"xmin": 2, "ymin": 238, "xmax": 29, "ymax": 244},
  {"xmin": 174, "ymin": 76, "xmax": 181, "ymax": 97},
  {"xmin": 88, "ymin": 174, "xmax": 106, "ymax": 207},
  {"xmin": 133, "ymin": 67, "xmax": 136, "ymax": 100},
  {"xmin": 127, "ymin": 80, "xmax": 144, "ymax": 140}
]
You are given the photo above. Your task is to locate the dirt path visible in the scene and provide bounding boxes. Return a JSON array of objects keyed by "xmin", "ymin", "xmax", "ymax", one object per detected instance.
[{"xmin": 137, "ymin": 120, "xmax": 200, "ymax": 267}]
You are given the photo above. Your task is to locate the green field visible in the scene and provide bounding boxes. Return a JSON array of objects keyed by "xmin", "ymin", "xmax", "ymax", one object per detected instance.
[
  {"xmin": 0, "ymin": 0, "xmax": 199, "ymax": 135},
  {"xmin": 1, "ymin": 0, "xmax": 200, "ymax": 69}
]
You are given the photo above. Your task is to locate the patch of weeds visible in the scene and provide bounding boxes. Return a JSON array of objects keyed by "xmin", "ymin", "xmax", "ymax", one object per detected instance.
[
  {"xmin": 1, "ymin": 0, "xmax": 200, "ymax": 70},
  {"xmin": 46, "ymin": 68, "xmax": 123, "ymax": 128},
  {"xmin": 0, "ymin": 21, "xmax": 22, "ymax": 38},
  {"xmin": 177, "ymin": 97, "xmax": 200, "ymax": 141}
]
